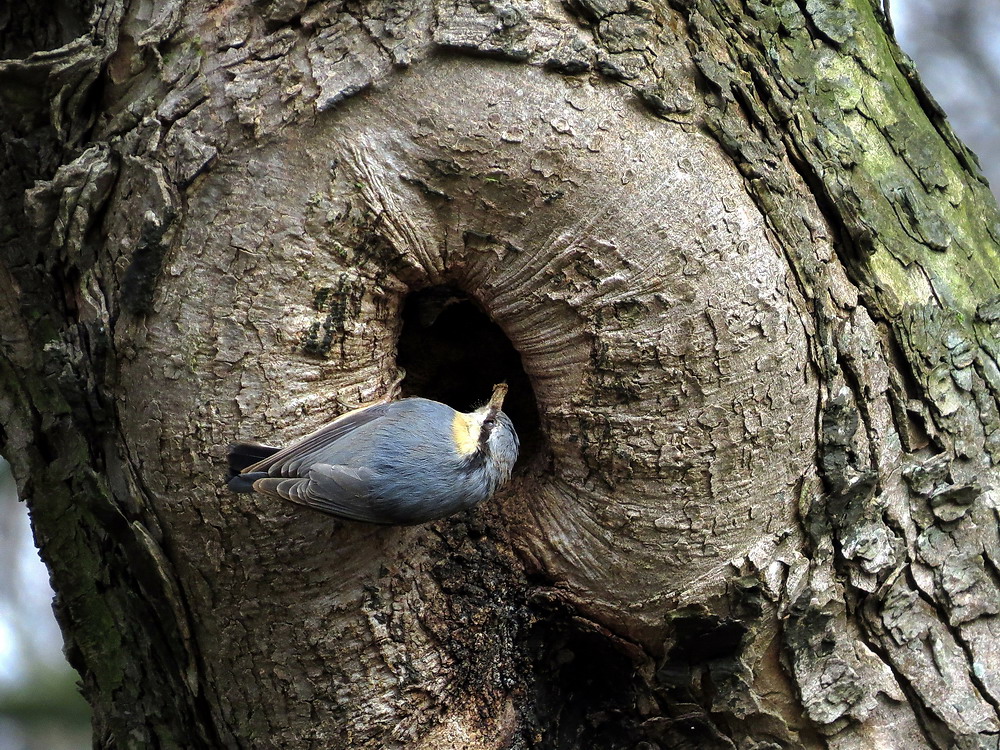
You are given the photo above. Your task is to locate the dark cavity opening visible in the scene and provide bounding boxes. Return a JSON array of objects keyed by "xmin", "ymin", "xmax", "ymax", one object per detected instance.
[
  {"xmin": 524, "ymin": 620, "xmax": 647, "ymax": 749},
  {"xmin": 396, "ymin": 286, "xmax": 541, "ymax": 470}
]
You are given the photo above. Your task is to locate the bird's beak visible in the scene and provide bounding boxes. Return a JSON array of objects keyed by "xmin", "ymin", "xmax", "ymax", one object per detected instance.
[{"xmin": 487, "ymin": 382, "xmax": 508, "ymax": 415}]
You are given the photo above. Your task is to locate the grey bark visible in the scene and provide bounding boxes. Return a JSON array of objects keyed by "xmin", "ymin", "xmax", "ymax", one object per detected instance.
[{"xmin": 2, "ymin": 0, "xmax": 1000, "ymax": 748}]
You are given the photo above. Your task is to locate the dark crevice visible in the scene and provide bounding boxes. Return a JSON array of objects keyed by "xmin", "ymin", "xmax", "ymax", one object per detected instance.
[
  {"xmin": 521, "ymin": 614, "xmax": 654, "ymax": 750},
  {"xmin": 858, "ymin": 574, "xmax": 959, "ymax": 750},
  {"xmin": 516, "ymin": 596, "xmax": 767, "ymax": 749},
  {"xmin": 0, "ymin": 0, "xmax": 88, "ymax": 59},
  {"xmin": 395, "ymin": 285, "xmax": 542, "ymax": 472}
]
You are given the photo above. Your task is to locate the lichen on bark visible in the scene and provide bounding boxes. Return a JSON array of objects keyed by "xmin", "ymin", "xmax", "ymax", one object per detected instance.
[{"xmin": 2, "ymin": 0, "xmax": 999, "ymax": 748}]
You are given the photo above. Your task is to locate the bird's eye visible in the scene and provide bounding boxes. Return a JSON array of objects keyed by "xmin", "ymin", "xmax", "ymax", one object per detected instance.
[{"xmin": 483, "ymin": 417, "xmax": 496, "ymax": 429}]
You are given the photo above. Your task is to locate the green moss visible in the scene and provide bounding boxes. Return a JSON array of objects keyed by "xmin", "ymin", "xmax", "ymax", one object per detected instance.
[
  {"xmin": 661, "ymin": 0, "xmax": 1000, "ymax": 435},
  {"xmin": 301, "ymin": 275, "xmax": 364, "ymax": 357},
  {"xmin": 44, "ymin": 481, "xmax": 129, "ymax": 697}
]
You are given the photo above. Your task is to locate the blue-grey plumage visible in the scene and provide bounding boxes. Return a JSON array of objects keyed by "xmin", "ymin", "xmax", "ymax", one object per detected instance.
[{"xmin": 227, "ymin": 383, "xmax": 519, "ymax": 525}]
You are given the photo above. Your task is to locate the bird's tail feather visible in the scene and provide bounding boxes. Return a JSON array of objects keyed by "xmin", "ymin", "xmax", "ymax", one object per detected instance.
[
  {"xmin": 227, "ymin": 443, "xmax": 280, "ymax": 492},
  {"xmin": 227, "ymin": 471, "xmax": 270, "ymax": 493}
]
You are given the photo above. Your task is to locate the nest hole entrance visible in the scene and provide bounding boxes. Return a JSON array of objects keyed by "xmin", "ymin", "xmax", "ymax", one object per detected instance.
[{"xmin": 396, "ymin": 286, "xmax": 541, "ymax": 470}]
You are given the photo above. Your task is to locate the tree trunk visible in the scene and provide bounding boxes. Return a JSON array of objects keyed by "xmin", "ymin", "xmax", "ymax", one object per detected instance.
[{"xmin": 3, "ymin": 0, "xmax": 1000, "ymax": 747}]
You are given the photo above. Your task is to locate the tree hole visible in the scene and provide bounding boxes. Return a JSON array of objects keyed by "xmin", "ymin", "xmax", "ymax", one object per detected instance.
[
  {"xmin": 396, "ymin": 286, "xmax": 542, "ymax": 471},
  {"xmin": 524, "ymin": 620, "xmax": 646, "ymax": 748}
]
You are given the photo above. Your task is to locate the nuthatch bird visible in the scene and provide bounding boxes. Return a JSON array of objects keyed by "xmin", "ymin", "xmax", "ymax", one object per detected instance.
[{"xmin": 228, "ymin": 383, "xmax": 519, "ymax": 524}]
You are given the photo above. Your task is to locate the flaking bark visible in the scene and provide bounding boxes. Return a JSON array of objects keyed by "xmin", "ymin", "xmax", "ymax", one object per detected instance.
[{"xmin": 2, "ymin": 1, "xmax": 999, "ymax": 748}]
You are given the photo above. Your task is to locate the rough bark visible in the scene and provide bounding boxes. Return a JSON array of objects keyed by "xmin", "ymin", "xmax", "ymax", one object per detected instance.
[{"xmin": 2, "ymin": 0, "xmax": 999, "ymax": 748}]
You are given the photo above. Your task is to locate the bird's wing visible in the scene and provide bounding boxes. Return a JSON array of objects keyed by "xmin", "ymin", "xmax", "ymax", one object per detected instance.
[
  {"xmin": 251, "ymin": 464, "xmax": 386, "ymax": 523},
  {"xmin": 242, "ymin": 402, "xmax": 393, "ymax": 476}
]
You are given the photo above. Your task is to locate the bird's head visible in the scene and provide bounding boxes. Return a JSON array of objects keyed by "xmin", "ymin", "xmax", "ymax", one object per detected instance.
[{"xmin": 451, "ymin": 383, "xmax": 520, "ymax": 481}]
